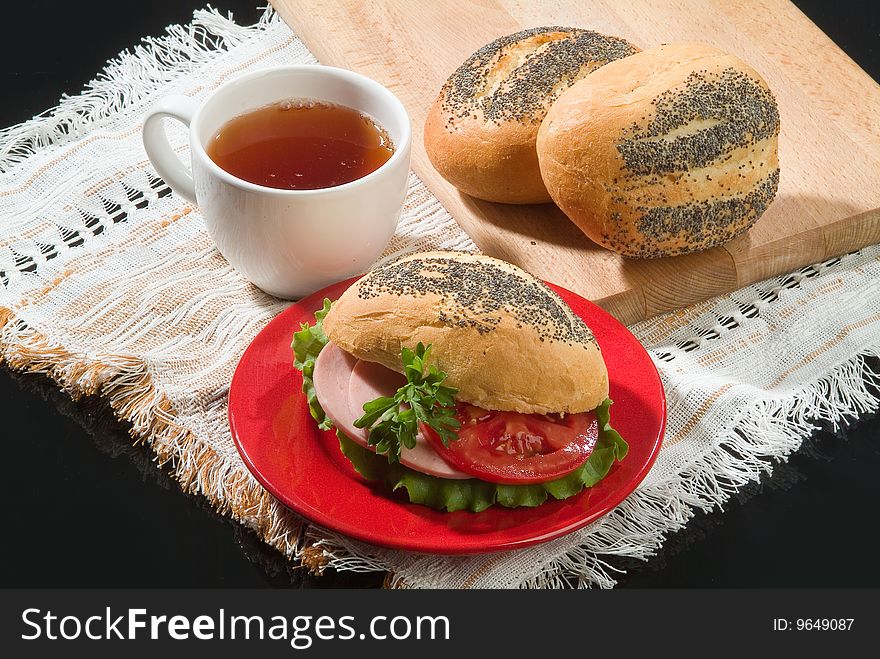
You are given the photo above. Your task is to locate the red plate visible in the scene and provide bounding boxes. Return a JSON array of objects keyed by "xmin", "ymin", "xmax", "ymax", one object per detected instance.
[{"xmin": 229, "ymin": 278, "xmax": 665, "ymax": 554}]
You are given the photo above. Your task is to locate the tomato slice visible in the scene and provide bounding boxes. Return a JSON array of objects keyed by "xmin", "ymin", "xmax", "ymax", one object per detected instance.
[{"xmin": 421, "ymin": 403, "xmax": 599, "ymax": 484}]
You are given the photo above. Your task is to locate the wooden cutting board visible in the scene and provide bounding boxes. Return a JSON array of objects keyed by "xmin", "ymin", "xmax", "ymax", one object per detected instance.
[{"xmin": 270, "ymin": 0, "xmax": 880, "ymax": 325}]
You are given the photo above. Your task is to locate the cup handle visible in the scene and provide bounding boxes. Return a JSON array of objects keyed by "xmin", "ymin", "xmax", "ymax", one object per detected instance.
[{"xmin": 142, "ymin": 95, "xmax": 199, "ymax": 203}]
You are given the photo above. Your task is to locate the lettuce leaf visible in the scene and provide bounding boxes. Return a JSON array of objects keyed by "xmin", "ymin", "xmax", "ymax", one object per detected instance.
[
  {"xmin": 292, "ymin": 301, "xmax": 629, "ymax": 512},
  {"xmin": 291, "ymin": 298, "xmax": 333, "ymax": 430}
]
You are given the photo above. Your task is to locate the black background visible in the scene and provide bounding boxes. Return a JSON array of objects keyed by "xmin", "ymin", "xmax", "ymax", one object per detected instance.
[{"xmin": 0, "ymin": 1, "xmax": 878, "ymax": 589}]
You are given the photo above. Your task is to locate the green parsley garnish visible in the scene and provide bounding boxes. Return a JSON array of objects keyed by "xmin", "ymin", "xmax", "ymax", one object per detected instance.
[{"xmin": 353, "ymin": 342, "xmax": 460, "ymax": 463}]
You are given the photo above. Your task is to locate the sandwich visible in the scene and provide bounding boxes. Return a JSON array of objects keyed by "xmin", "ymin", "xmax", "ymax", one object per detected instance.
[{"xmin": 292, "ymin": 251, "xmax": 627, "ymax": 512}]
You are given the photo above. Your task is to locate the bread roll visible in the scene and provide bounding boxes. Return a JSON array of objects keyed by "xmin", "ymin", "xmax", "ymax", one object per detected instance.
[
  {"xmin": 537, "ymin": 42, "xmax": 780, "ymax": 257},
  {"xmin": 322, "ymin": 252, "xmax": 608, "ymax": 415},
  {"xmin": 424, "ymin": 27, "xmax": 639, "ymax": 204}
]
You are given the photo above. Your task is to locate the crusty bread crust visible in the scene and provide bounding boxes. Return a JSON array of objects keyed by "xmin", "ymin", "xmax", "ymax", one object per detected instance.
[
  {"xmin": 322, "ymin": 252, "xmax": 609, "ymax": 414},
  {"xmin": 537, "ymin": 42, "xmax": 780, "ymax": 257},
  {"xmin": 424, "ymin": 27, "xmax": 639, "ymax": 204}
]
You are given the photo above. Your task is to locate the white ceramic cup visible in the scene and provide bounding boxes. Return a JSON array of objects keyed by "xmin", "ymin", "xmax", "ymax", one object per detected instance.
[{"xmin": 142, "ymin": 66, "xmax": 411, "ymax": 299}]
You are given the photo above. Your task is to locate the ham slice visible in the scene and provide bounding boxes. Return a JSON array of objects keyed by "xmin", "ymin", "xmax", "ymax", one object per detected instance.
[
  {"xmin": 312, "ymin": 340, "xmax": 359, "ymax": 434},
  {"xmin": 313, "ymin": 342, "xmax": 470, "ymax": 479}
]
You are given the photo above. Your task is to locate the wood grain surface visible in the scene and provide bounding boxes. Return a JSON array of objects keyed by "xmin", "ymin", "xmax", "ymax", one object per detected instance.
[{"xmin": 270, "ymin": 0, "xmax": 880, "ymax": 324}]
